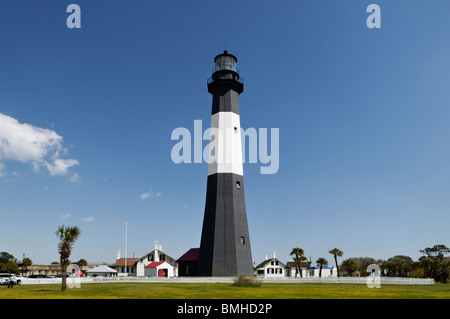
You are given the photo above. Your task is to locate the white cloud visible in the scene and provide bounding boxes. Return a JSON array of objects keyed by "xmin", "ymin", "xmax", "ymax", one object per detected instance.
[
  {"xmin": 82, "ymin": 216, "xmax": 96, "ymax": 222},
  {"xmin": 69, "ymin": 173, "xmax": 81, "ymax": 184},
  {"xmin": 60, "ymin": 213, "xmax": 71, "ymax": 219},
  {"xmin": 44, "ymin": 158, "xmax": 79, "ymax": 176},
  {"xmin": 0, "ymin": 113, "xmax": 79, "ymax": 179},
  {"xmin": 140, "ymin": 189, "xmax": 162, "ymax": 200}
]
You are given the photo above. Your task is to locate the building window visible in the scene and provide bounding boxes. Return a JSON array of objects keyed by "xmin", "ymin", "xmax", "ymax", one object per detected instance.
[
  {"xmin": 240, "ymin": 237, "xmax": 245, "ymax": 245},
  {"xmin": 234, "ymin": 127, "xmax": 238, "ymax": 133},
  {"xmin": 236, "ymin": 181, "xmax": 241, "ymax": 189}
]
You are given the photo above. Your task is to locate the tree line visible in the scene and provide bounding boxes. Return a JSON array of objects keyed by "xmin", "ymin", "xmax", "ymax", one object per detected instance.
[
  {"xmin": 290, "ymin": 244, "xmax": 449, "ymax": 283},
  {"xmin": 1, "ymin": 226, "xmax": 448, "ymax": 286}
]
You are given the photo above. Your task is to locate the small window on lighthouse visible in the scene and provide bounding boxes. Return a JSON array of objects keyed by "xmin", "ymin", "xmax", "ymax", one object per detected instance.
[
  {"xmin": 240, "ymin": 237, "xmax": 245, "ymax": 245},
  {"xmin": 234, "ymin": 126, "xmax": 238, "ymax": 133},
  {"xmin": 236, "ymin": 181, "xmax": 241, "ymax": 189}
]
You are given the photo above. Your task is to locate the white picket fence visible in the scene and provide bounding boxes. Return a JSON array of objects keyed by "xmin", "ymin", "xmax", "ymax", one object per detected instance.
[
  {"xmin": 259, "ymin": 276, "xmax": 434, "ymax": 285},
  {"xmin": 21, "ymin": 276, "xmax": 434, "ymax": 285}
]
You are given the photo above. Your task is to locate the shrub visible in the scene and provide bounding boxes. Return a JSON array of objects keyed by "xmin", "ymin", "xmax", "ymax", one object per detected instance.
[{"xmin": 232, "ymin": 274, "xmax": 261, "ymax": 287}]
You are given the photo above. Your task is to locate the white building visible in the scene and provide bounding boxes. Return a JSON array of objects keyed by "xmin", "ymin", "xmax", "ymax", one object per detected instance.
[
  {"xmin": 285, "ymin": 261, "xmax": 310, "ymax": 278},
  {"xmin": 113, "ymin": 241, "xmax": 178, "ymax": 277},
  {"xmin": 255, "ymin": 253, "xmax": 338, "ymax": 279},
  {"xmin": 85, "ymin": 265, "xmax": 118, "ymax": 277},
  {"xmin": 309, "ymin": 265, "xmax": 336, "ymax": 277},
  {"xmin": 144, "ymin": 261, "xmax": 175, "ymax": 277},
  {"xmin": 254, "ymin": 253, "xmax": 285, "ymax": 278}
]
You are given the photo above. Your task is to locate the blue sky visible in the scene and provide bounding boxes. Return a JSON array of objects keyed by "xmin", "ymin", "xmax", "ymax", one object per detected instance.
[{"xmin": 0, "ymin": 0, "xmax": 449, "ymax": 267}]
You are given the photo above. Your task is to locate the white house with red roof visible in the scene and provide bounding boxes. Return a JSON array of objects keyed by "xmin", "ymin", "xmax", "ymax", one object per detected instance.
[
  {"xmin": 113, "ymin": 241, "xmax": 178, "ymax": 277},
  {"xmin": 144, "ymin": 261, "xmax": 175, "ymax": 277}
]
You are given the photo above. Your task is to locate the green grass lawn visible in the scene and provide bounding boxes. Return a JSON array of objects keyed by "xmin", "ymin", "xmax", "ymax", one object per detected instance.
[{"xmin": 0, "ymin": 282, "xmax": 449, "ymax": 299}]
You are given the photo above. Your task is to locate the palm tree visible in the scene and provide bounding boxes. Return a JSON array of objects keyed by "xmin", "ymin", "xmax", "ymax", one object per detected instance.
[
  {"xmin": 56, "ymin": 225, "xmax": 81, "ymax": 292},
  {"xmin": 77, "ymin": 259, "xmax": 88, "ymax": 268},
  {"xmin": 316, "ymin": 258, "xmax": 328, "ymax": 277},
  {"xmin": 329, "ymin": 248, "xmax": 343, "ymax": 277},
  {"xmin": 21, "ymin": 257, "xmax": 32, "ymax": 276},
  {"xmin": 290, "ymin": 248, "xmax": 305, "ymax": 277}
]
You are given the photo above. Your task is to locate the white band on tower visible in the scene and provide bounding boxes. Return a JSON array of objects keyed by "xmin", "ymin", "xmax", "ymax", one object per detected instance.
[{"xmin": 207, "ymin": 111, "xmax": 243, "ymax": 176}]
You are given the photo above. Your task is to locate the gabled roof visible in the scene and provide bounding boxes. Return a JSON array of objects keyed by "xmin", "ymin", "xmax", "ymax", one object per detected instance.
[
  {"xmin": 135, "ymin": 251, "xmax": 157, "ymax": 262},
  {"xmin": 135, "ymin": 249, "xmax": 177, "ymax": 263},
  {"xmin": 254, "ymin": 258, "xmax": 286, "ymax": 269},
  {"xmin": 176, "ymin": 248, "xmax": 199, "ymax": 262},
  {"xmin": 86, "ymin": 265, "xmax": 117, "ymax": 273},
  {"xmin": 145, "ymin": 261, "xmax": 165, "ymax": 268},
  {"xmin": 285, "ymin": 261, "xmax": 310, "ymax": 269},
  {"xmin": 113, "ymin": 258, "xmax": 138, "ymax": 267}
]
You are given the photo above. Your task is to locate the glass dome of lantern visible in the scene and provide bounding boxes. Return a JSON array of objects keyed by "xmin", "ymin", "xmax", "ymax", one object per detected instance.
[{"xmin": 214, "ymin": 50, "xmax": 238, "ymax": 73}]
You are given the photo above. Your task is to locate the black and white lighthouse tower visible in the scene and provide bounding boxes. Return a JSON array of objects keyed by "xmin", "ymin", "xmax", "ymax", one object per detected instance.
[{"xmin": 197, "ymin": 51, "xmax": 253, "ymax": 276}]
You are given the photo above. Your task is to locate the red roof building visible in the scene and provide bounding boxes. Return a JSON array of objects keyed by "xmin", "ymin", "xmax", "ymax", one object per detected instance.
[
  {"xmin": 144, "ymin": 261, "xmax": 165, "ymax": 268},
  {"xmin": 114, "ymin": 258, "xmax": 138, "ymax": 267},
  {"xmin": 144, "ymin": 261, "xmax": 175, "ymax": 277},
  {"xmin": 176, "ymin": 248, "xmax": 200, "ymax": 262},
  {"xmin": 177, "ymin": 248, "xmax": 199, "ymax": 276},
  {"xmin": 111, "ymin": 241, "xmax": 178, "ymax": 277}
]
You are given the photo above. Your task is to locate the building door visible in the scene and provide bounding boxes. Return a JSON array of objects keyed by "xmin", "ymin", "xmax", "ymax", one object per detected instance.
[{"xmin": 158, "ymin": 269, "xmax": 167, "ymax": 277}]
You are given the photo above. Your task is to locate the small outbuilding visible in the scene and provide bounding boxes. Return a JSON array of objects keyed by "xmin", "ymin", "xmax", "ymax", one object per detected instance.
[
  {"xmin": 285, "ymin": 261, "xmax": 311, "ymax": 278},
  {"xmin": 75, "ymin": 270, "xmax": 85, "ymax": 276},
  {"xmin": 177, "ymin": 248, "xmax": 199, "ymax": 276},
  {"xmin": 310, "ymin": 265, "xmax": 336, "ymax": 277},
  {"xmin": 144, "ymin": 261, "xmax": 175, "ymax": 278},
  {"xmin": 85, "ymin": 265, "xmax": 118, "ymax": 277}
]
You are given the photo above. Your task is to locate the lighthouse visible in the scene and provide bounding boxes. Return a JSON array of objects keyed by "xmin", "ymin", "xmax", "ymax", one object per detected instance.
[{"xmin": 197, "ymin": 51, "xmax": 253, "ymax": 276}]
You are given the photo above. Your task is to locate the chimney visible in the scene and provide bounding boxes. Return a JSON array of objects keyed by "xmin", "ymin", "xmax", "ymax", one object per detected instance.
[
  {"xmin": 273, "ymin": 251, "xmax": 276, "ymax": 259},
  {"xmin": 116, "ymin": 250, "xmax": 120, "ymax": 260},
  {"xmin": 159, "ymin": 245, "xmax": 163, "ymax": 252},
  {"xmin": 265, "ymin": 254, "xmax": 268, "ymax": 260},
  {"xmin": 154, "ymin": 241, "xmax": 159, "ymax": 262}
]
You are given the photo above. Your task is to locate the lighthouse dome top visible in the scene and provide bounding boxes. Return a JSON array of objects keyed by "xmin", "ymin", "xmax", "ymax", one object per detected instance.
[{"xmin": 214, "ymin": 50, "xmax": 238, "ymax": 73}]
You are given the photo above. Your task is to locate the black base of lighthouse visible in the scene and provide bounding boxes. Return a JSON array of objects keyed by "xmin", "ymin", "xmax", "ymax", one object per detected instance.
[{"xmin": 197, "ymin": 173, "xmax": 253, "ymax": 276}]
